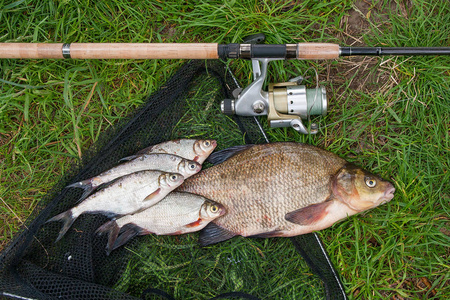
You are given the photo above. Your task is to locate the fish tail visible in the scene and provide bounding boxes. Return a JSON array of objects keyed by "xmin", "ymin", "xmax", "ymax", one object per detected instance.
[
  {"xmin": 46, "ymin": 210, "xmax": 76, "ymax": 242},
  {"xmin": 66, "ymin": 179, "xmax": 95, "ymax": 202},
  {"xmin": 110, "ymin": 224, "xmax": 142, "ymax": 252},
  {"xmin": 95, "ymin": 220, "xmax": 121, "ymax": 256}
]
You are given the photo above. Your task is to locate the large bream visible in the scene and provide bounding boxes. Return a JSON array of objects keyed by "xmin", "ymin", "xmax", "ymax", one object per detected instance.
[{"xmin": 177, "ymin": 142, "xmax": 395, "ymax": 245}]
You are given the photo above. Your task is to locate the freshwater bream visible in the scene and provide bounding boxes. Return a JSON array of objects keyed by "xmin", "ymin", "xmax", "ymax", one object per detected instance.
[
  {"xmin": 121, "ymin": 139, "xmax": 217, "ymax": 164},
  {"xmin": 67, "ymin": 153, "xmax": 201, "ymax": 199},
  {"xmin": 177, "ymin": 142, "xmax": 395, "ymax": 245},
  {"xmin": 48, "ymin": 171, "xmax": 184, "ymax": 242},
  {"xmin": 96, "ymin": 192, "xmax": 226, "ymax": 254}
]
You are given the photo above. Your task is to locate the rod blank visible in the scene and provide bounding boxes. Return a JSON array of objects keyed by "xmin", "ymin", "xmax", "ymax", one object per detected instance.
[{"xmin": 340, "ymin": 47, "xmax": 450, "ymax": 56}]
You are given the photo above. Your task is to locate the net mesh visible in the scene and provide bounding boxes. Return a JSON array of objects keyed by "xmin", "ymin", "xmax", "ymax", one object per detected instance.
[{"xmin": 0, "ymin": 60, "xmax": 346, "ymax": 300}]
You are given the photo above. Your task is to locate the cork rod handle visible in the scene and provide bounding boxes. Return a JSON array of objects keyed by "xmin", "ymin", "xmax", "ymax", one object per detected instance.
[
  {"xmin": 0, "ymin": 43, "xmax": 220, "ymax": 59},
  {"xmin": 296, "ymin": 43, "xmax": 340, "ymax": 60}
]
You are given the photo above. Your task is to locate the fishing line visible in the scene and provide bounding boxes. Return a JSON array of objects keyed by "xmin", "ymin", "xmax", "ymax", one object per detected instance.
[
  {"xmin": 253, "ymin": 116, "xmax": 269, "ymax": 143},
  {"xmin": 224, "ymin": 63, "xmax": 270, "ymax": 143},
  {"xmin": 0, "ymin": 292, "xmax": 37, "ymax": 300},
  {"xmin": 298, "ymin": 65, "xmax": 320, "ymax": 133},
  {"xmin": 301, "ymin": 66, "xmax": 320, "ymax": 118},
  {"xmin": 313, "ymin": 233, "xmax": 348, "ymax": 300}
]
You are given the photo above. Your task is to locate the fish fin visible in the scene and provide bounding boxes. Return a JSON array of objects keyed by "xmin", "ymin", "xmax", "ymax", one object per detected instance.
[
  {"xmin": 185, "ymin": 218, "xmax": 202, "ymax": 228},
  {"xmin": 66, "ymin": 179, "xmax": 95, "ymax": 203},
  {"xmin": 198, "ymin": 223, "xmax": 237, "ymax": 246},
  {"xmin": 206, "ymin": 144, "xmax": 254, "ymax": 165},
  {"xmin": 119, "ymin": 145, "xmax": 153, "ymax": 162},
  {"xmin": 46, "ymin": 210, "xmax": 76, "ymax": 242},
  {"xmin": 285, "ymin": 202, "xmax": 332, "ymax": 226},
  {"xmin": 248, "ymin": 231, "xmax": 284, "ymax": 238},
  {"xmin": 143, "ymin": 188, "xmax": 161, "ymax": 202},
  {"xmin": 95, "ymin": 220, "xmax": 121, "ymax": 256},
  {"xmin": 118, "ymin": 154, "xmax": 139, "ymax": 162},
  {"xmin": 111, "ymin": 223, "xmax": 145, "ymax": 252}
]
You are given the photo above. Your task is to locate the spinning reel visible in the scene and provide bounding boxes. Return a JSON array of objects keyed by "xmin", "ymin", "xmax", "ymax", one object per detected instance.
[{"xmin": 221, "ymin": 57, "xmax": 327, "ymax": 134}]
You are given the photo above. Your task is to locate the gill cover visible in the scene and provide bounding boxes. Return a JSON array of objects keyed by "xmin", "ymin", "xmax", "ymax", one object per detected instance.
[{"xmin": 332, "ymin": 164, "xmax": 390, "ymax": 212}]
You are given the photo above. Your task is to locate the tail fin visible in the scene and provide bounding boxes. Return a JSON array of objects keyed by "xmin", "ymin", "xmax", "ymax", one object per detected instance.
[
  {"xmin": 95, "ymin": 220, "xmax": 121, "ymax": 256},
  {"xmin": 46, "ymin": 210, "xmax": 76, "ymax": 242},
  {"xmin": 66, "ymin": 179, "xmax": 95, "ymax": 202},
  {"xmin": 110, "ymin": 224, "xmax": 143, "ymax": 253}
]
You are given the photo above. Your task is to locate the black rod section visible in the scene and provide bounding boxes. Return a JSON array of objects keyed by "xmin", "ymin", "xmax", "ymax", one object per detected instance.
[
  {"xmin": 218, "ymin": 44, "xmax": 297, "ymax": 59},
  {"xmin": 340, "ymin": 47, "xmax": 450, "ymax": 56}
]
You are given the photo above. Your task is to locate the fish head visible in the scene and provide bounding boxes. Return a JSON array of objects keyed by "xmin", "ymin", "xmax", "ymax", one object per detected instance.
[
  {"xmin": 178, "ymin": 159, "xmax": 202, "ymax": 178},
  {"xmin": 159, "ymin": 173, "xmax": 185, "ymax": 189},
  {"xmin": 200, "ymin": 200, "xmax": 226, "ymax": 221},
  {"xmin": 193, "ymin": 139, "xmax": 217, "ymax": 163},
  {"xmin": 332, "ymin": 164, "xmax": 395, "ymax": 212}
]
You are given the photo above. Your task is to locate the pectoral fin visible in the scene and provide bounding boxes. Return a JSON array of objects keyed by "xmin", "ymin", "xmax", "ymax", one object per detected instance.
[
  {"xmin": 143, "ymin": 188, "xmax": 161, "ymax": 202},
  {"xmin": 285, "ymin": 201, "xmax": 332, "ymax": 226},
  {"xmin": 185, "ymin": 218, "xmax": 202, "ymax": 228}
]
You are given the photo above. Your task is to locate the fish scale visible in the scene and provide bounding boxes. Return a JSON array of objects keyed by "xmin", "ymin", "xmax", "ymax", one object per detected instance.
[{"xmin": 178, "ymin": 142, "xmax": 346, "ymax": 237}]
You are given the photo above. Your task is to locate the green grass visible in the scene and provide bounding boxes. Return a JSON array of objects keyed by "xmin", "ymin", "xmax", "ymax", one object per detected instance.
[{"xmin": 1, "ymin": 0, "xmax": 449, "ymax": 299}]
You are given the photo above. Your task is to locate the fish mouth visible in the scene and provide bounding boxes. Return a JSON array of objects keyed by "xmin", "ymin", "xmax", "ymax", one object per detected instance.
[
  {"xmin": 379, "ymin": 185, "xmax": 395, "ymax": 205},
  {"xmin": 218, "ymin": 205, "xmax": 227, "ymax": 216}
]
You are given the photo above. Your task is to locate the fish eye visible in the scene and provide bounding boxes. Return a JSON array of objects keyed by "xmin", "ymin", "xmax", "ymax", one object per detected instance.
[
  {"xmin": 204, "ymin": 140, "xmax": 211, "ymax": 147},
  {"xmin": 189, "ymin": 163, "xmax": 196, "ymax": 169},
  {"xmin": 210, "ymin": 205, "xmax": 218, "ymax": 213},
  {"xmin": 365, "ymin": 178, "xmax": 377, "ymax": 188},
  {"xmin": 170, "ymin": 174, "xmax": 178, "ymax": 181}
]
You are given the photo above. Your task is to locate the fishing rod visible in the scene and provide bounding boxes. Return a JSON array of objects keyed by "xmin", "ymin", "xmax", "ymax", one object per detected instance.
[{"xmin": 2, "ymin": 36, "xmax": 449, "ymax": 134}]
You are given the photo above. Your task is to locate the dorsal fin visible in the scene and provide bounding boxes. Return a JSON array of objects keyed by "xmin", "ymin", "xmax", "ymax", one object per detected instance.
[{"xmin": 207, "ymin": 144, "xmax": 254, "ymax": 165}]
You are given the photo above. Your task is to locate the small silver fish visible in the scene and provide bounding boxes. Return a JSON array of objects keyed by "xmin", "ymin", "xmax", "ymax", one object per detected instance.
[
  {"xmin": 96, "ymin": 192, "xmax": 226, "ymax": 254},
  {"xmin": 48, "ymin": 171, "xmax": 184, "ymax": 242},
  {"xmin": 67, "ymin": 153, "xmax": 201, "ymax": 200},
  {"xmin": 120, "ymin": 139, "xmax": 217, "ymax": 164}
]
